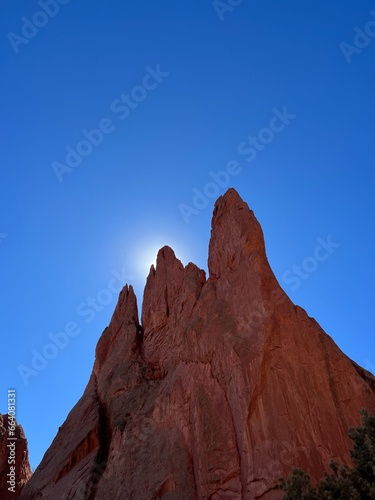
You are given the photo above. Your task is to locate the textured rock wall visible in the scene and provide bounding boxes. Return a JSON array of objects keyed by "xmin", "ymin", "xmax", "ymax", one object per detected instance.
[
  {"xmin": 19, "ymin": 189, "xmax": 375, "ymax": 500},
  {"xmin": 0, "ymin": 414, "xmax": 31, "ymax": 499}
]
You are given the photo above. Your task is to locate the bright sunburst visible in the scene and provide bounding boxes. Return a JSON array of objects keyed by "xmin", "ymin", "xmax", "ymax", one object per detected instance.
[{"xmin": 133, "ymin": 238, "xmax": 189, "ymax": 280}]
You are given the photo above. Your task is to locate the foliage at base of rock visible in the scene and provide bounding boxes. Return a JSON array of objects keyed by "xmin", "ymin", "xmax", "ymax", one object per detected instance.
[{"xmin": 280, "ymin": 410, "xmax": 375, "ymax": 500}]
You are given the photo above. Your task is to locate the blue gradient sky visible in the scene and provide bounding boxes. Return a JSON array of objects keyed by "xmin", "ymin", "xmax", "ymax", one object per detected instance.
[{"xmin": 1, "ymin": 0, "xmax": 374, "ymax": 471}]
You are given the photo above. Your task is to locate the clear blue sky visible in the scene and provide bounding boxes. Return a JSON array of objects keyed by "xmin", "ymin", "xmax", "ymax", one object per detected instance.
[{"xmin": 1, "ymin": 0, "xmax": 374, "ymax": 471}]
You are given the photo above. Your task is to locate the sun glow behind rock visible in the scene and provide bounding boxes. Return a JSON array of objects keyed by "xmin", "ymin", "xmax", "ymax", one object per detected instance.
[
  {"xmin": 133, "ymin": 237, "xmax": 190, "ymax": 282},
  {"xmin": 139, "ymin": 244, "xmax": 159, "ymax": 277}
]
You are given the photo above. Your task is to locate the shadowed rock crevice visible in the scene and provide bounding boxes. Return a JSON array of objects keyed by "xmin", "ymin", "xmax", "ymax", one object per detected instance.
[
  {"xmin": 53, "ymin": 429, "xmax": 100, "ymax": 483},
  {"xmin": 85, "ymin": 376, "xmax": 112, "ymax": 500},
  {"xmin": 351, "ymin": 361, "xmax": 375, "ymax": 393}
]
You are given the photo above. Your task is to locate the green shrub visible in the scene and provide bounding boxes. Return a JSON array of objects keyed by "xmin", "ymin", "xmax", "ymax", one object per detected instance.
[{"xmin": 279, "ymin": 410, "xmax": 375, "ymax": 499}]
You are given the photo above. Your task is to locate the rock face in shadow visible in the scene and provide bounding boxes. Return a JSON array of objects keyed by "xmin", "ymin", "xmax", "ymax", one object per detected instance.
[
  {"xmin": 19, "ymin": 188, "xmax": 375, "ymax": 499},
  {"xmin": 0, "ymin": 414, "xmax": 31, "ymax": 499}
]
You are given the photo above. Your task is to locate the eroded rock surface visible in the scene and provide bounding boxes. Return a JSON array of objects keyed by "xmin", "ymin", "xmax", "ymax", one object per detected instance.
[
  {"xmin": 0, "ymin": 414, "xmax": 31, "ymax": 499},
  {"xmin": 19, "ymin": 189, "xmax": 375, "ymax": 499}
]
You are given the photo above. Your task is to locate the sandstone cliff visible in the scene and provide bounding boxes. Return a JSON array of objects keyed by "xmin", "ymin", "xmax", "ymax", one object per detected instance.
[
  {"xmin": 0, "ymin": 414, "xmax": 31, "ymax": 499},
  {"xmin": 18, "ymin": 188, "xmax": 375, "ymax": 499}
]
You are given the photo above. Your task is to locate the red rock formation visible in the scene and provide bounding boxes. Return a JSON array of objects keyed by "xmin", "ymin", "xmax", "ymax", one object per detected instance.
[
  {"xmin": 19, "ymin": 188, "xmax": 375, "ymax": 499},
  {"xmin": 0, "ymin": 414, "xmax": 31, "ymax": 499}
]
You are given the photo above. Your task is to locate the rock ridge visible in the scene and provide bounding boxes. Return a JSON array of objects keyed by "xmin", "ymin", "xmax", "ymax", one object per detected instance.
[{"xmin": 16, "ymin": 188, "xmax": 375, "ymax": 500}]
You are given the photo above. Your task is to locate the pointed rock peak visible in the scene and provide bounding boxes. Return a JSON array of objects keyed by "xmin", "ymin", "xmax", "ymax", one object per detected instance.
[
  {"xmin": 144, "ymin": 246, "xmax": 184, "ymax": 284},
  {"xmin": 119, "ymin": 283, "xmax": 137, "ymax": 306},
  {"xmin": 208, "ymin": 188, "xmax": 267, "ymax": 278},
  {"xmin": 94, "ymin": 284, "xmax": 139, "ymax": 373},
  {"xmin": 156, "ymin": 245, "xmax": 178, "ymax": 267},
  {"xmin": 110, "ymin": 283, "xmax": 139, "ymax": 327},
  {"xmin": 215, "ymin": 187, "xmax": 246, "ymax": 208},
  {"xmin": 211, "ymin": 188, "xmax": 255, "ymax": 226},
  {"xmin": 142, "ymin": 246, "xmax": 185, "ymax": 329},
  {"xmin": 145, "ymin": 245, "xmax": 185, "ymax": 279}
]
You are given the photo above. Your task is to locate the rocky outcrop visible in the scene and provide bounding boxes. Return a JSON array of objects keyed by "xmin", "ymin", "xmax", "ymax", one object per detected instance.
[
  {"xmin": 19, "ymin": 188, "xmax": 375, "ymax": 499},
  {"xmin": 0, "ymin": 414, "xmax": 31, "ymax": 499}
]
